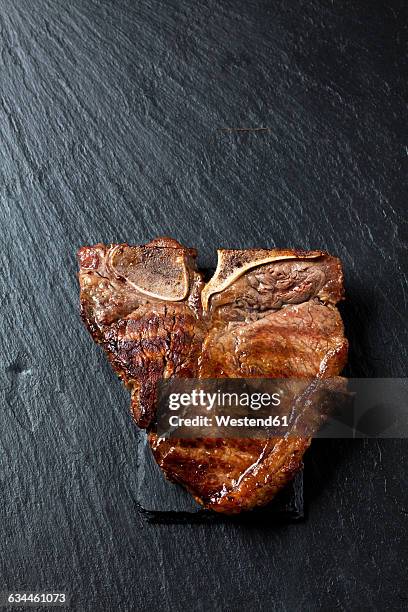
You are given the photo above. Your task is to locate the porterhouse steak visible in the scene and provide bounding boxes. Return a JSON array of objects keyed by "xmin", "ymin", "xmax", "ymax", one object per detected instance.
[{"xmin": 78, "ymin": 237, "xmax": 348, "ymax": 514}]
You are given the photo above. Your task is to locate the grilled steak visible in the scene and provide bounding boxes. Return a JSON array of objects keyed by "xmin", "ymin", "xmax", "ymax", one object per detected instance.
[{"xmin": 78, "ymin": 237, "xmax": 348, "ymax": 513}]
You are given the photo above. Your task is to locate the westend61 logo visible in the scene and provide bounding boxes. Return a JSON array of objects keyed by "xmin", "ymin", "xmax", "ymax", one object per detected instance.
[{"xmin": 168, "ymin": 389, "xmax": 282, "ymax": 411}]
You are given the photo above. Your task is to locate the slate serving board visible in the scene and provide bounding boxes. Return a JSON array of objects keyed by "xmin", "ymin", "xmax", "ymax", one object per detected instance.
[
  {"xmin": 136, "ymin": 432, "xmax": 304, "ymax": 523},
  {"xmin": 1, "ymin": 1, "xmax": 407, "ymax": 611}
]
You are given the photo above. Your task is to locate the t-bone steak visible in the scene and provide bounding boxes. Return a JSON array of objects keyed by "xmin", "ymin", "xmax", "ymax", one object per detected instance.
[{"xmin": 78, "ymin": 237, "xmax": 348, "ymax": 514}]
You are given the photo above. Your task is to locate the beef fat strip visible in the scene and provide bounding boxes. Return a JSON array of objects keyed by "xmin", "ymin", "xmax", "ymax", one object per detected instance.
[{"xmin": 78, "ymin": 237, "xmax": 348, "ymax": 514}]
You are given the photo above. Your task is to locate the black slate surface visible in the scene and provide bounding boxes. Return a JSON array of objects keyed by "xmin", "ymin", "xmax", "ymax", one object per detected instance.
[
  {"xmin": 136, "ymin": 432, "xmax": 304, "ymax": 522},
  {"xmin": 1, "ymin": 1, "xmax": 407, "ymax": 611}
]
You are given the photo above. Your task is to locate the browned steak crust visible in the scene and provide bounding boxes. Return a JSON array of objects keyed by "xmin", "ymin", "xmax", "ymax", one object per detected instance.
[
  {"xmin": 78, "ymin": 237, "xmax": 348, "ymax": 513},
  {"xmin": 78, "ymin": 239, "xmax": 205, "ymax": 428}
]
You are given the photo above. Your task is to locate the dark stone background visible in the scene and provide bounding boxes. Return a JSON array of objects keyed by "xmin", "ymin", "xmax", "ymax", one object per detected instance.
[{"xmin": 1, "ymin": 1, "xmax": 407, "ymax": 610}]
